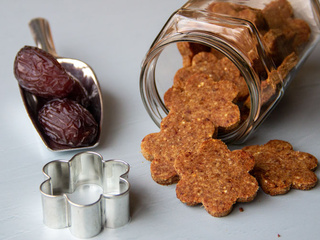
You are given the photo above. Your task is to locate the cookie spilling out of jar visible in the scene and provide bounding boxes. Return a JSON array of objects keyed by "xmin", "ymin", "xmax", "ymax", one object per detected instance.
[
  {"xmin": 14, "ymin": 46, "xmax": 99, "ymax": 148},
  {"xmin": 141, "ymin": 0, "xmax": 318, "ymax": 217}
]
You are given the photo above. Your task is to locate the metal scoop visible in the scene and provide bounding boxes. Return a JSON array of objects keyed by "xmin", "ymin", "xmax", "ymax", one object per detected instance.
[{"xmin": 20, "ymin": 18, "xmax": 103, "ymax": 151}]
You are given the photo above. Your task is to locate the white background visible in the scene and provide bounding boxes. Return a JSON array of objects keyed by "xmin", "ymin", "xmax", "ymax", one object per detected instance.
[{"xmin": 0, "ymin": 1, "xmax": 319, "ymax": 239}]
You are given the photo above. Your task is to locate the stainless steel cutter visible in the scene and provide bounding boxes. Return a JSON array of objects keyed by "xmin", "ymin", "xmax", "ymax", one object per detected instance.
[{"xmin": 40, "ymin": 151, "xmax": 130, "ymax": 238}]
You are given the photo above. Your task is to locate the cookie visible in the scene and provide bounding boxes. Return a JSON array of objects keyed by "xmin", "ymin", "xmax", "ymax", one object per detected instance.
[
  {"xmin": 150, "ymin": 74, "xmax": 241, "ymax": 185},
  {"xmin": 208, "ymin": 2, "xmax": 268, "ymax": 31},
  {"xmin": 163, "ymin": 86, "xmax": 182, "ymax": 111},
  {"xmin": 285, "ymin": 18, "xmax": 311, "ymax": 50},
  {"xmin": 171, "ymin": 51, "xmax": 249, "ymax": 101},
  {"xmin": 263, "ymin": 29, "xmax": 293, "ymax": 67},
  {"xmin": 171, "ymin": 52, "xmax": 220, "ymax": 91},
  {"xmin": 176, "ymin": 42, "xmax": 211, "ymax": 67},
  {"xmin": 277, "ymin": 52, "xmax": 298, "ymax": 80},
  {"xmin": 215, "ymin": 57, "xmax": 248, "ymax": 100},
  {"xmin": 244, "ymin": 51, "xmax": 298, "ymax": 109},
  {"xmin": 263, "ymin": 0, "xmax": 310, "ymax": 52},
  {"xmin": 175, "ymin": 139, "xmax": 259, "ymax": 217},
  {"xmin": 184, "ymin": 74, "xmax": 241, "ymax": 131},
  {"xmin": 243, "ymin": 140, "xmax": 318, "ymax": 196},
  {"xmin": 192, "ymin": 53, "xmax": 248, "ymax": 100},
  {"xmin": 141, "ymin": 112, "xmax": 215, "ymax": 185},
  {"xmin": 165, "ymin": 73, "xmax": 241, "ymax": 133},
  {"xmin": 262, "ymin": 0, "xmax": 293, "ymax": 30}
]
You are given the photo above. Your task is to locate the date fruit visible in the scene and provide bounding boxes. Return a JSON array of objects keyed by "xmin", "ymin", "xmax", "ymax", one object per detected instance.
[
  {"xmin": 14, "ymin": 46, "xmax": 76, "ymax": 98},
  {"xmin": 38, "ymin": 98, "xmax": 98, "ymax": 147}
]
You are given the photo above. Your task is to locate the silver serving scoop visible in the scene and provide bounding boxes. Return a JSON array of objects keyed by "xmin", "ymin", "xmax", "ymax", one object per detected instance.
[{"xmin": 20, "ymin": 18, "xmax": 103, "ymax": 151}]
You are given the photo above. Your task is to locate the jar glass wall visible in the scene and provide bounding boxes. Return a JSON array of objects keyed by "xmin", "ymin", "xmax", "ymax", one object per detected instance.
[{"xmin": 140, "ymin": 0, "xmax": 320, "ymax": 143}]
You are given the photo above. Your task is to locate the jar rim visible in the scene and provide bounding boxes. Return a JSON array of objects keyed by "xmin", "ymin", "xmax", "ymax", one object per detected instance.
[{"xmin": 140, "ymin": 32, "xmax": 263, "ymax": 143}]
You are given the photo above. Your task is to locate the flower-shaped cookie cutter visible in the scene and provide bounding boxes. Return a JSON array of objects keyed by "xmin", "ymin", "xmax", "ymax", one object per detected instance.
[{"xmin": 40, "ymin": 151, "xmax": 130, "ymax": 238}]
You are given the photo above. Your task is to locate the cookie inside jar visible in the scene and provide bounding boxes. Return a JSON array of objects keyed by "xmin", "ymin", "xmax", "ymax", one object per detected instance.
[{"xmin": 152, "ymin": 40, "xmax": 257, "ymax": 142}]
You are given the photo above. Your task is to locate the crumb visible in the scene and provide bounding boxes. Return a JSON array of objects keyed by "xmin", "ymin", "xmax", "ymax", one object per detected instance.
[{"xmin": 239, "ymin": 207, "xmax": 244, "ymax": 212}]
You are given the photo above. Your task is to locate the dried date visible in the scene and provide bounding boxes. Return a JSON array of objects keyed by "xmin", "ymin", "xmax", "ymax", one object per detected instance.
[
  {"xmin": 14, "ymin": 46, "xmax": 76, "ymax": 98},
  {"xmin": 38, "ymin": 98, "xmax": 98, "ymax": 147}
]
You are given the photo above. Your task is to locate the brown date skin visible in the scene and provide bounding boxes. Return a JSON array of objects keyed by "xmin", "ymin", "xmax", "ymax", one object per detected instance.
[
  {"xmin": 14, "ymin": 46, "xmax": 75, "ymax": 98},
  {"xmin": 14, "ymin": 46, "xmax": 89, "ymax": 107},
  {"xmin": 38, "ymin": 98, "xmax": 98, "ymax": 147}
]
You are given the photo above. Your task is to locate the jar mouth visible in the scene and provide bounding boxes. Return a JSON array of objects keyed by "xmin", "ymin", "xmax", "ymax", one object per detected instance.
[
  {"xmin": 140, "ymin": 0, "xmax": 320, "ymax": 144},
  {"xmin": 140, "ymin": 34, "xmax": 262, "ymax": 144}
]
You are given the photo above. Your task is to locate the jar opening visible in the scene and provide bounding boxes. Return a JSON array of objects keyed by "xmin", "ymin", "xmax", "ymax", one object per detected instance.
[
  {"xmin": 140, "ymin": 38, "xmax": 262, "ymax": 143},
  {"xmin": 140, "ymin": 0, "xmax": 319, "ymax": 144}
]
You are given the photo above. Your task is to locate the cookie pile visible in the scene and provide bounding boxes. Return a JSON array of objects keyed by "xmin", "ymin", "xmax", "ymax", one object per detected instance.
[{"xmin": 141, "ymin": 0, "xmax": 318, "ymax": 217}]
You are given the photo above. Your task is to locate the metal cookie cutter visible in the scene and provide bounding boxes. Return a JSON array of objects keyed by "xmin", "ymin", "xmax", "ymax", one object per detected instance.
[{"xmin": 40, "ymin": 151, "xmax": 130, "ymax": 238}]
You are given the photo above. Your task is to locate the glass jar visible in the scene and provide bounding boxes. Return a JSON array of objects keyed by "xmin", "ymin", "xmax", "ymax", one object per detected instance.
[{"xmin": 140, "ymin": 0, "xmax": 320, "ymax": 143}]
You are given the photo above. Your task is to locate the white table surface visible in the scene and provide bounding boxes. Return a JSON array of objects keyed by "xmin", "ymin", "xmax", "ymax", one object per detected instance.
[{"xmin": 1, "ymin": 1, "xmax": 319, "ymax": 239}]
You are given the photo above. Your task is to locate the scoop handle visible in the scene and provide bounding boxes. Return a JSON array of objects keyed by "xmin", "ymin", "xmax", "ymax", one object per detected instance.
[{"xmin": 29, "ymin": 18, "xmax": 58, "ymax": 57}]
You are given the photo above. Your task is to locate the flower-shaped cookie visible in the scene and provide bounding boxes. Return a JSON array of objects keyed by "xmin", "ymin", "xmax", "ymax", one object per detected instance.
[
  {"xmin": 164, "ymin": 73, "xmax": 241, "ymax": 132},
  {"xmin": 243, "ymin": 140, "xmax": 318, "ymax": 196},
  {"xmin": 40, "ymin": 151, "xmax": 130, "ymax": 238},
  {"xmin": 141, "ymin": 112, "xmax": 215, "ymax": 185},
  {"xmin": 166, "ymin": 51, "xmax": 248, "ymax": 102},
  {"xmin": 176, "ymin": 42, "xmax": 211, "ymax": 67},
  {"xmin": 175, "ymin": 139, "xmax": 259, "ymax": 217}
]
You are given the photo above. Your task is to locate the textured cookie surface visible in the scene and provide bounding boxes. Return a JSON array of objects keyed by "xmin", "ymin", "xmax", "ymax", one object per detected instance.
[
  {"xmin": 175, "ymin": 139, "xmax": 259, "ymax": 217},
  {"xmin": 165, "ymin": 73, "xmax": 241, "ymax": 133},
  {"xmin": 141, "ymin": 112, "xmax": 215, "ymax": 185},
  {"xmin": 167, "ymin": 52, "xmax": 249, "ymax": 102},
  {"xmin": 243, "ymin": 140, "xmax": 318, "ymax": 196}
]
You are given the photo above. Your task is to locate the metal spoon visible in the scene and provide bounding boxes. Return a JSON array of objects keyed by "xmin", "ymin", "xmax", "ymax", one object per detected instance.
[{"xmin": 19, "ymin": 17, "xmax": 103, "ymax": 151}]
